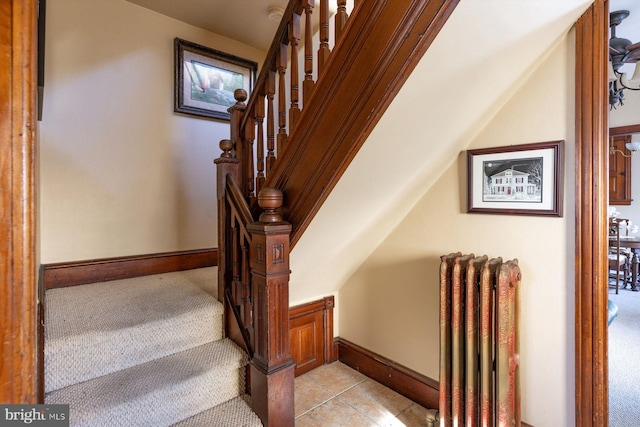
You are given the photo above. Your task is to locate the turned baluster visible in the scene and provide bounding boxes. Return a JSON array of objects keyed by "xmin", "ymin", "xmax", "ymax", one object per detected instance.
[
  {"xmin": 318, "ymin": 0, "xmax": 330, "ymax": 75},
  {"xmin": 230, "ymin": 89, "xmax": 253, "ymax": 199},
  {"xmin": 289, "ymin": 13, "xmax": 301, "ymax": 131},
  {"xmin": 241, "ymin": 243, "xmax": 252, "ymax": 330},
  {"xmin": 244, "ymin": 117, "xmax": 256, "ymax": 201},
  {"xmin": 255, "ymin": 95, "xmax": 266, "ymax": 194},
  {"xmin": 266, "ymin": 71, "xmax": 277, "ymax": 174},
  {"xmin": 231, "ymin": 222, "xmax": 241, "ymax": 304},
  {"xmin": 336, "ymin": 0, "xmax": 349, "ymax": 41},
  {"xmin": 277, "ymin": 43, "xmax": 288, "ymax": 155},
  {"xmin": 302, "ymin": 0, "xmax": 315, "ymax": 103}
]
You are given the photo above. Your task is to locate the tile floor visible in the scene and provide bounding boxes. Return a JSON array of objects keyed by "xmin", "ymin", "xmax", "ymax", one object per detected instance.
[{"xmin": 294, "ymin": 362, "xmax": 432, "ymax": 426}]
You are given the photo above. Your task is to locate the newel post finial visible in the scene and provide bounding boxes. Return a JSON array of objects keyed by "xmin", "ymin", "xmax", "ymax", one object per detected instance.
[
  {"xmin": 233, "ymin": 88, "xmax": 248, "ymax": 107},
  {"xmin": 219, "ymin": 139, "xmax": 233, "ymax": 158},
  {"xmin": 258, "ymin": 187, "xmax": 283, "ymax": 222}
]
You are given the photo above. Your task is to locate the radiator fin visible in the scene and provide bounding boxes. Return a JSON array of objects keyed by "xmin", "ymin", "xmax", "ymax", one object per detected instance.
[{"xmin": 439, "ymin": 253, "xmax": 521, "ymax": 427}]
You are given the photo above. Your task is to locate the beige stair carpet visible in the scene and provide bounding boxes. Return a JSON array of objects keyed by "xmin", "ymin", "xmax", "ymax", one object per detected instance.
[
  {"xmin": 44, "ymin": 267, "xmax": 261, "ymax": 427},
  {"xmin": 46, "ymin": 339, "xmax": 247, "ymax": 426},
  {"xmin": 45, "ymin": 268, "xmax": 222, "ymax": 392},
  {"xmin": 172, "ymin": 395, "xmax": 261, "ymax": 427}
]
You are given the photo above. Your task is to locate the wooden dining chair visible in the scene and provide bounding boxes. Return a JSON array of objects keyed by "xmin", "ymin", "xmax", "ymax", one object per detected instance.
[{"xmin": 609, "ymin": 218, "xmax": 629, "ymax": 294}]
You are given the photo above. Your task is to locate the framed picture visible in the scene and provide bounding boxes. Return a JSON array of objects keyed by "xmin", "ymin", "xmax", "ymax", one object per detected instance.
[
  {"xmin": 467, "ymin": 140, "xmax": 564, "ymax": 217},
  {"xmin": 174, "ymin": 38, "xmax": 257, "ymax": 121}
]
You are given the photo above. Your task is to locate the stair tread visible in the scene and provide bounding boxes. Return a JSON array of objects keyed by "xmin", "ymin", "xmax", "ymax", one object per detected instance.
[
  {"xmin": 46, "ymin": 339, "xmax": 247, "ymax": 427},
  {"xmin": 45, "ymin": 268, "xmax": 223, "ymax": 392},
  {"xmin": 172, "ymin": 395, "xmax": 262, "ymax": 427},
  {"xmin": 45, "ymin": 268, "xmax": 219, "ymax": 339}
]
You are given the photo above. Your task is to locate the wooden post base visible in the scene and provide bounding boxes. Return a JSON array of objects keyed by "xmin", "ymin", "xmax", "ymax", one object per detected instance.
[{"xmin": 250, "ymin": 360, "xmax": 296, "ymax": 427}]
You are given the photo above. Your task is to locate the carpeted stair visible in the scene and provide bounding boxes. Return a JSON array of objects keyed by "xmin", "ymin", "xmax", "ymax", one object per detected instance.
[{"xmin": 44, "ymin": 267, "xmax": 262, "ymax": 427}]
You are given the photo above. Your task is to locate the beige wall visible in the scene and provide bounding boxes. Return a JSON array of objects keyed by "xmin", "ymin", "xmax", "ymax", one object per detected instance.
[
  {"xmin": 338, "ymin": 32, "xmax": 576, "ymax": 426},
  {"xmin": 39, "ymin": 0, "xmax": 264, "ymax": 264}
]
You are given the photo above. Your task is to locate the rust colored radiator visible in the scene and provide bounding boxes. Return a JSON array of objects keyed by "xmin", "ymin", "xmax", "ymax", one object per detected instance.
[{"xmin": 439, "ymin": 253, "xmax": 521, "ymax": 427}]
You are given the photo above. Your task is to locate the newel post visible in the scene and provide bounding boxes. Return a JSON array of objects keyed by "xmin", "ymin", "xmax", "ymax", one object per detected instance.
[
  {"xmin": 214, "ymin": 139, "xmax": 239, "ymax": 303},
  {"xmin": 247, "ymin": 188, "xmax": 295, "ymax": 427}
]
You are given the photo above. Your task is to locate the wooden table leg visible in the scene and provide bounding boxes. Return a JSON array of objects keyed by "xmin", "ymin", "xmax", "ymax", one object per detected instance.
[{"xmin": 632, "ymin": 251, "xmax": 639, "ymax": 291}]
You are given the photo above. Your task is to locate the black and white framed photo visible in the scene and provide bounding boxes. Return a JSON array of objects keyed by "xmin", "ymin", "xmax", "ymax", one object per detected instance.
[
  {"xmin": 467, "ymin": 140, "xmax": 564, "ymax": 217},
  {"xmin": 174, "ymin": 38, "xmax": 257, "ymax": 121}
]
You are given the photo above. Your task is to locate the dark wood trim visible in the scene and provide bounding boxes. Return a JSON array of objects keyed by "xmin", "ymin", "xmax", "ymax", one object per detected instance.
[
  {"xmin": 337, "ymin": 338, "xmax": 535, "ymax": 425},
  {"xmin": 575, "ymin": 1, "xmax": 609, "ymax": 425},
  {"xmin": 337, "ymin": 337, "xmax": 439, "ymax": 410},
  {"xmin": 0, "ymin": 0, "xmax": 38, "ymax": 404},
  {"xmin": 610, "ymin": 124, "xmax": 640, "ymax": 136},
  {"xmin": 289, "ymin": 296, "xmax": 335, "ymax": 376},
  {"xmin": 263, "ymin": 0, "xmax": 460, "ymax": 248},
  {"xmin": 323, "ymin": 297, "xmax": 337, "ymax": 363},
  {"xmin": 42, "ymin": 248, "xmax": 218, "ymax": 289}
]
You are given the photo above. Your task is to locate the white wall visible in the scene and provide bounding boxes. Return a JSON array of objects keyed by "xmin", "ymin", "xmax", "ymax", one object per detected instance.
[
  {"xmin": 39, "ymin": 0, "xmax": 264, "ymax": 264},
  {"xmin": 338, "ymin": 32, "xmax": 576, "ymax": 426},
  {"xmin": 609, "ymin": 83, "xmax": 640, "ymax": 225}
]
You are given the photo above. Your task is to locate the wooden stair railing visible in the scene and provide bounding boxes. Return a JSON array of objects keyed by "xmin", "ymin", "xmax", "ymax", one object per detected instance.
[
  {"xmin": 230, "ymin": 0, "xmax": 358, "ymax": 209},
  {"xmin": 216, "ymin": 0, "xmax": 459, "ymax": 425},
  {"xmin": 216, "ymin": 139, "xmax": 294, "ymax": 426},
  {"xmin": 228, "ymin": 0, "xmax": 459, "ymax": 247}
]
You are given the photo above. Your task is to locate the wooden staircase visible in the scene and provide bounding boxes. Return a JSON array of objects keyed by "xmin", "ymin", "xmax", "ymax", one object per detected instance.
[{"xmin": 216, "ymin": 0, "xmax": 460, "ymax": 425}]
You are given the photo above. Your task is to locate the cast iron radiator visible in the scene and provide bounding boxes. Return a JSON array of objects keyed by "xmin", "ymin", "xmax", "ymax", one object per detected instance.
[{"xmin": 438, "ymin": 253, "xmax": 521, "ymax": 427}]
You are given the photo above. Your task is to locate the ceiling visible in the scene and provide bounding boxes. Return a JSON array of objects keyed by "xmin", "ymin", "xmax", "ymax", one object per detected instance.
[
  {"xmin": 125, "ymin": 0, "xmax": 640, "ymax": 71},
  {"xmin": 126, "ymin": 0, "xmax": 306, "ymax": 51}
]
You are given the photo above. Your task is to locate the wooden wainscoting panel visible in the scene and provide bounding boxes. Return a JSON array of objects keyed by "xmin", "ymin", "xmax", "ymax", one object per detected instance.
[
  {"xmin": 290, "ymin": 310, "xmax": 323, "ymax": 374},
  {"xmin": 42, "ymin": 248, "xmax": 218, "ymax": 289},
  {"xmin": 289, "ymin": 296, "xmax": 334, "ymax": 376}
]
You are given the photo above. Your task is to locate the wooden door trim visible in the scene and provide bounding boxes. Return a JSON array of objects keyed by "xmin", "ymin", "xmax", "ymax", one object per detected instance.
[
  {"xmin": 610, "ymin": 124, "xmax": 640, "ymax": 136},
  {"xmin": 575, "ymin": 0, "xmax": 608, "ymax": 424},
  {"xmin": 0, "ymin": 0, "xmax": 38, "ymax": 403}
]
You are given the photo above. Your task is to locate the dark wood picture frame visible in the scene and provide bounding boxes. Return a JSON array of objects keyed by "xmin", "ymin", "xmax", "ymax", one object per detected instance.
[
  {"xmin": 467, "ymin": 140, "xmax": 564, "ymax": 217},
  {"xmin": 174, "ymin": 38, "xmax": 257, "ymax": 121}
]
